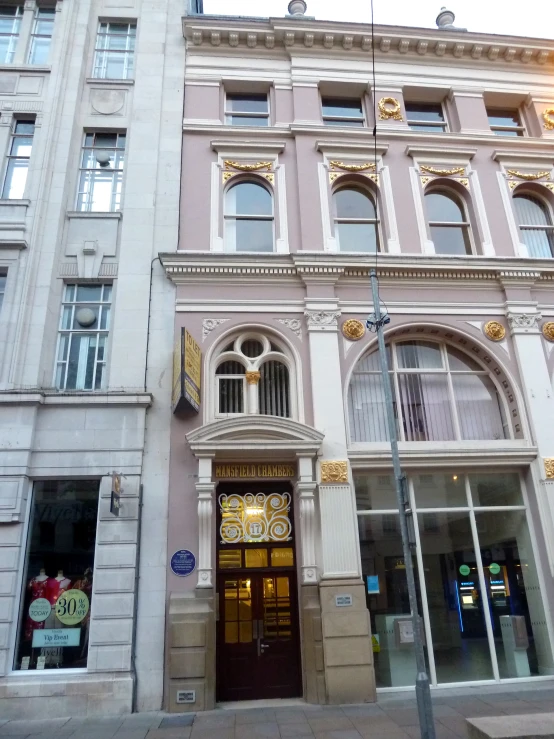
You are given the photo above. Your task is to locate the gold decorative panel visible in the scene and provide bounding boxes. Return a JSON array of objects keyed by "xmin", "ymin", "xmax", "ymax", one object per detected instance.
[
  {"xmin": 507, "ymin": 169, "xmax": 550, "ymax": 181},
  {"xmin": 320, "ymin": 461, "xmax": 348, "ymax": 484},
  {"xmin": 545, "ymin": 459, "xmax": 554, "ymax": 479},
  {"xmin": 542, "ymin": 322, "xmax": 554, "ymax": 342},
  {"xmin": 483, "ymin": 321, "xmax": 506, "ymax": 342},
  {"xmin": 219, "ymin": 492, "xmax": 292, "ymax": 543},
  {"xmin": 329, "ymin": 160, "xmax": 376, "ymax": 172},
  {"xmin": 224, "ymin": 160, "xmax": 273, "ymax": 171},
  {"xmin": 420, "ymin": 165, "xmax": 465, "ymax": 176},
  {"xmin": 378, "ymin": 97, "xmax": 403, "ymax": 121},
  {"xmin": 543, "ymin": 108, "xmax": 554, "ymax": 131},
  {"xmin": 342, "ymin": 319, "xmax": 366, "ymax": 341}
]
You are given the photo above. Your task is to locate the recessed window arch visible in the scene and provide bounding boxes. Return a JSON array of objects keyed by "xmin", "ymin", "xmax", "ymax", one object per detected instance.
[
  {"xmin": 513, "ymin": 192, "xmax": 554, "ymax": 258},
  {"xmin": 214, "ymin": 332, "xmax": 291, "ymax": 418},
  {"xmin": 348, "ymin": 339, "xmax": 509, "ymax": 443},
  {"xmin": 224, "ymin": 179, "xmax": 274, "ymax": 253},
  {"xmin": 333, "ymin": 183, "xmax": 380, "ymax": 253},
  {"xmin": 424, "ymin": 188, "xmax": 472, "ymax": 255}
]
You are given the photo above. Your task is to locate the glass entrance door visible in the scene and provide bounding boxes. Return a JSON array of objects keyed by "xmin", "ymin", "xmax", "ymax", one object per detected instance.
[{"xmin": 217, "ymin": 572, "xmax": 301, "ymax": 702}]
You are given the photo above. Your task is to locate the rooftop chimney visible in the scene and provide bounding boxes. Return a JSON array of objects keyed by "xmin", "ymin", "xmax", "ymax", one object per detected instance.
[
  {"xmin": 288, "ymin": 0, "xmax": 307, "ymax": 17},
  {"xmin": 436, "ymin": 6, "xmax": 466, "ymax": 31}
]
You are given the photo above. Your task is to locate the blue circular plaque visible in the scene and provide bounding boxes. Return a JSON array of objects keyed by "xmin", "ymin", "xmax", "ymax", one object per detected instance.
[{"xmin": 170, "ymin": 549, "xmax": 196, "ymax": 577}]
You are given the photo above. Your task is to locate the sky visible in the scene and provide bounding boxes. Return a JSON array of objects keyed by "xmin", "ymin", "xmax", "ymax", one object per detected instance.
[{"xmin": 202, "ymin": 0, "xmax": 554, "ymax": 40}]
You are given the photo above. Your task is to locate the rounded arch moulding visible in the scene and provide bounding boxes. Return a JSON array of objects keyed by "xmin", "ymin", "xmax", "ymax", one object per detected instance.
[{"xmin": 186, "ymin": 415, "xmax": 324, "ymax": 459}]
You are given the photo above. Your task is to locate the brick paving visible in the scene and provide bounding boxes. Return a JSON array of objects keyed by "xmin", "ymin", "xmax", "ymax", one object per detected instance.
[{"xmin": 0, "ymin": 682, "xmax": 553, "ymax": 739}]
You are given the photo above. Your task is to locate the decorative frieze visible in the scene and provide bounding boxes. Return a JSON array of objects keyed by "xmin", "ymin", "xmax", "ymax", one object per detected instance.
[
  {"xmin": 544, "ymin": 459, "xmax": 554, "ymax": 479},
  {"xmin": 420, "ymin": 165, "xmax": 465, "ymax": 176},
  {"xmin": 304, "ymin": 309, "xmax": 340, "ymax": 330},
  {"xmin": 320, "ymin": 461, "xmax": 348, "ymax": 484},
  {"xmin": 276, "ymin": 318, "xmax": 302, "ymax": 339},
  {"xmin": 507, "ymin": 311, "xmax": 541, "ymax": 334},
  {"xmin": 507, "ymin": 169, "xmax": 551, "ymax": 181},
  {"xmin": 202, "ymin": 318, "xmax": 229, "ymax": 341}
]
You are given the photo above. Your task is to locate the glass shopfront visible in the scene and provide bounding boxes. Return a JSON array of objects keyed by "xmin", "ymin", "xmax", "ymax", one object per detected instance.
[
  {"xmin": 355, "ymin": 472, "xmax": 554, "ymax": 686},
  {"xmin": 14, "ymin": 480, "xmax": 99, "ymax": 671}
]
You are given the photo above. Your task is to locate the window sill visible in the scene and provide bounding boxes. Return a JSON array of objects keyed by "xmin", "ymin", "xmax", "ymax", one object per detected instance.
[
  {"xmin": 86, "ymin": 77, "xmax": 135, "ymax": 86},
  {"xmin": 0, "ymin": 64, "xmax": 50, "ymax": 73},
  {"xmin": 66, "ymin": 211, "xmax": 122, "ymax": 220},
  {"xmin": 0, "ymin": 199, "xmax": 30, "ymax": 207}
]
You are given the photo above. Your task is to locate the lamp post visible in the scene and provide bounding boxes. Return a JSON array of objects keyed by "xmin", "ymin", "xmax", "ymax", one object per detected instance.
[{"xmin": 368, "ymin": 269, "xmax": 436, "ymax": 739}]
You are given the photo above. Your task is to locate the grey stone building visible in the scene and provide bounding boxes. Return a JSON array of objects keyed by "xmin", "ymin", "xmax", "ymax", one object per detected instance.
[{"xmin": 0, "ymin": 0, "xmax": 189, "ymax": 718}]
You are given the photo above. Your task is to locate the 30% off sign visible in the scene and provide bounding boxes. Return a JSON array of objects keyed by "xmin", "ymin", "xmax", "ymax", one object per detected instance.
[{"xmin": 55, "ymin": 589, "xmax": 90, "ymax": 626}]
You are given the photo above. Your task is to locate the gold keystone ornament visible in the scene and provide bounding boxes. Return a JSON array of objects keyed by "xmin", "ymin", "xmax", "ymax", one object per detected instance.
[
  {"xmin": 542, "ymin": 322, "xmax": 554, "ymax": 342},
  {"xmin": 342, "ymin": 319, "xmax": 366, "ymax": 341},
  {"xmin": 378, "ymin": 97, "xmax": 403, "ymax": 121},
  {"xmin": 483, "ymin": 321, "xmax": 506, "ymax": 342}
]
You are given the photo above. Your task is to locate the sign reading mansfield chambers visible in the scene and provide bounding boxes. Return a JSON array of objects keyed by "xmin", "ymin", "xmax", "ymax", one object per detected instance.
[
  {"xmin": 215, "ymin": 463, "xmax": 296, "ymax": 479},
  {"xmin": 172, "ymin": 328, "xmax": 201, "ymax": 414}
]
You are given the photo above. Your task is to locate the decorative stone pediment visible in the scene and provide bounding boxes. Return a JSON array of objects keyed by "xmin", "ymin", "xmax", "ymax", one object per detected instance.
[{"xmin": 186, "ymin": 415, "xmax": 324, "ymax": 457}]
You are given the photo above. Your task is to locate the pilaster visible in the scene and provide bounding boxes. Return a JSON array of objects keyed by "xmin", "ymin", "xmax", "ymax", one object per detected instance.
[
  {"xmin": 506, "ymin": 304, "xmax": 554, "ymax": 574},
  {"xmin": 196, "ymin": 455, "xmax": 215, "ymax": 589}
]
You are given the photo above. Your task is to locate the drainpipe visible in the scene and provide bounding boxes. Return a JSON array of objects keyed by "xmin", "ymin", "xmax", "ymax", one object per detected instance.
[{"xmin": 131, "ymin": 482, "xmax": 144, "ymax": 712}]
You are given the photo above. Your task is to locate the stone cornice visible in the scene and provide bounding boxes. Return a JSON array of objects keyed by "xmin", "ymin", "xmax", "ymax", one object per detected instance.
[
  {"xmin": 0, "ymin": 390, "xmax": 153, "ymax": 407},
  {"xmin": 159, "ymin": 251, "xmax": 554, "ymax": 286},
  {"xmin": 183, "ymin": 122, "xmax": 554, "ymax": 152},
  {"xmin": 182, "ymin": 16, "xmax": 553, "ymax": 70},
  {"xmin": 348, "ymin": 443, "xmax": 538, "ymax": 469}
]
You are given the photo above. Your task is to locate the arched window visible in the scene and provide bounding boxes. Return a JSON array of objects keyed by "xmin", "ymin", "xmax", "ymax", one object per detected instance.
[
  {"xmin": 224, "ymin": 181, "xmax": 274, "ymax": 252},
  {"xmin": 513, "ymin": 194, "xmax": 554, "ymax": 258},
  {"xmin": 214, "ymin": 333, "xmax": 290, "ymax": 418},
  {"xmin": 424, "ymin": 190, "xmax": 471, "ymax": 255},
  {"xmin": 333, "ymin": 186, "xmax": 379, "ymax": 252},
  {"xmin": 348, "ymin": 339, "xmax": 507, "ymax": 443}
]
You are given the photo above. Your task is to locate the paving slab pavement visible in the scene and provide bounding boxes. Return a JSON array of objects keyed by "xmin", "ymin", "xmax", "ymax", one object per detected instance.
[{"xmin": 0, "ymin": 683, "xmax": 552, "ymax": 739}]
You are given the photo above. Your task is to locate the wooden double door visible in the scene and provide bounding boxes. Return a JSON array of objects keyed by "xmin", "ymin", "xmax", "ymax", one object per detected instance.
[{"xmin": 216, "ymin": 569, "xmax": 302, "ymax": 702}]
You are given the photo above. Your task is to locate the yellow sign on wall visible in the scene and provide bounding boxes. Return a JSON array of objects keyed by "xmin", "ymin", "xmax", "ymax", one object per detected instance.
[
  {"xmin": 172, "ymin": 328, "xmax": 201, "ymax": 414},
  {"xmin": 215, "ymin": 463, "xmax": 296, "ymax": 479}
]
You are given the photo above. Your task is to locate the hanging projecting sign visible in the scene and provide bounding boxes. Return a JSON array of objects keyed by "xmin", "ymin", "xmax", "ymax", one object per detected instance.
[
  {"xmin": 172, "ymin": 328, "xmax": 201, "ymax": 414},
  {"xmin": 170, "ymin": 549, "xmax": 197, "ymax": 577}
]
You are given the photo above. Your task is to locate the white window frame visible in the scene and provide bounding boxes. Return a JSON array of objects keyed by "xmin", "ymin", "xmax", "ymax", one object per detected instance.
[
  {"xmin": 0, "ymin": 5, "xmax": 22, "ymax": 64},
  {"xmin": 348, "ymin": 339, "xmax": 511, "ymax": 445},
  {"xmin": 224, "ymin": 92, "xmax": 269, "ymax": 126},
  {"xmin": 405, "ymin": 101, "xmax": 448, "ymax": 132},
  {"xmin": 321, "ymin": 96, "xmax": 365, "ymax": 127},
  {"xmin": 487, "ymin": 107, "xmax": 525, "ymax": 137},
  {"xmin": 210, "ymin": 144, "xmax": 288, "ymax": 254},
  {"xmin": 211, "ymin": 332, "xmax": 296, "ymax": 422},
  {"xmin": 1, "ymin": 118, "xmax": 35, "ymax": 200},
  {"xmin": 76, "ymin": 131, "xmax": 125, "ymax": 213},
  {"xmin": 424, "ymin": 187, "xmax": 473, "ymax": 256},
  {"xmin": 27, "ymin": 5, "xmax": 55, "ymax": 65},
  {"xmin": 92, "ymin": 21, "xmax": 136, "ymax": 80},
  {"xmin": 223, "ymin": 178, "xmax": 275, "ymax": 254},
  {"xmin": 512, "ymin": 192, "xmax": 554, "ymax": 259},
  {"xmin": 54, "ymin": 283, "xmax": 112, "ymax": 391},
  {"xmin": 332, "ymin": 183, "xmax": 381, "ymax": 253}
]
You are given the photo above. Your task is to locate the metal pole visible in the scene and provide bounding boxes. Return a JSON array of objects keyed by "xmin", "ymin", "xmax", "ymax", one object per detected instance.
[{"xmin": 369, "ymin": 269, "xmax": 436, "ymax": 739}]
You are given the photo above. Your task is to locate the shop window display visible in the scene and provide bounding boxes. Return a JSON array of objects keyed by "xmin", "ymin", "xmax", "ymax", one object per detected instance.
[
  {"xmin": 355, "ymin": 472, "xmax": 554, "ymax": 686},
  {"xmin": 15, "ymin": 480, "xmax": 99, "ymax": 671}
]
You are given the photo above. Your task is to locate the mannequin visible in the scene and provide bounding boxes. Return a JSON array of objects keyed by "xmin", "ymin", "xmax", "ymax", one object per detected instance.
[
  {"xmin": 46, "ymin": 570, "xmax": 71, "ymax": 605},
  {"xmin": 24, "ymin": 568, "xmax": 49, "ymax": 641}
]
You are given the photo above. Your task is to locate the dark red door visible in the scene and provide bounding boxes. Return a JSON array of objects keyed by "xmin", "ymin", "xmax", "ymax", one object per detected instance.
[{"xmin": 217, "ymin": 571, "xmax": 302, "ymax": 702}]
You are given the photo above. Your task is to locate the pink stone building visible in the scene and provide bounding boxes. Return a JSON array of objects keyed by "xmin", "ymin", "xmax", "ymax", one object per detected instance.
[{"xmin": 160, "ymin": 4, "xmax": 554, "ymax": 712}]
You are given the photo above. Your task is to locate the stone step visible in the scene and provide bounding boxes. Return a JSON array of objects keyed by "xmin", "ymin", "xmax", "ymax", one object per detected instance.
[{"xmin": 467, "ymin": 714, "xmax": 554, "ymax": 739}]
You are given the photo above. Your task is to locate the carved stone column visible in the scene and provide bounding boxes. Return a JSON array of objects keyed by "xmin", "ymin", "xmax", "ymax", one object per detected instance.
[
  {"xmin": 196, "ymin": 455, "xmax": 215, "ymax": 588},
  {"xmin": 245, "ymin": 370, "xmax": 260, "ymax": 414},
  {"xmin": 295, "ymin": 454, "xmax": 318, "ymax": 584}
]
